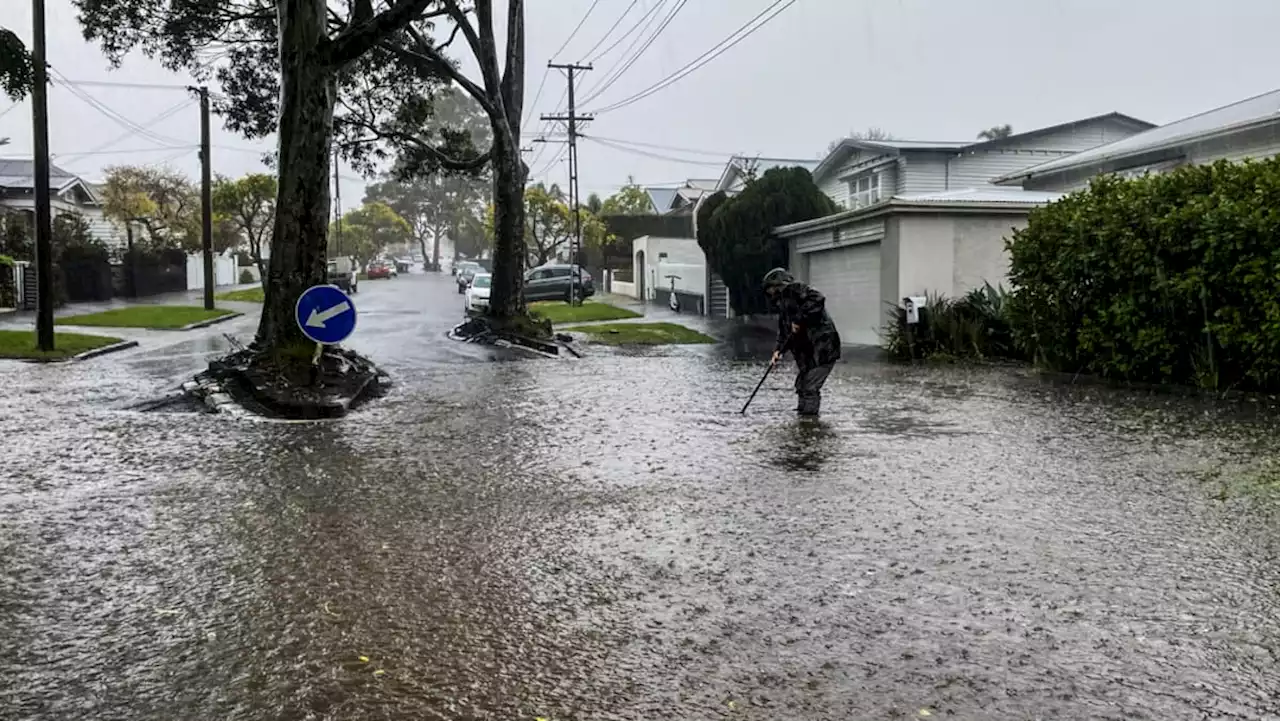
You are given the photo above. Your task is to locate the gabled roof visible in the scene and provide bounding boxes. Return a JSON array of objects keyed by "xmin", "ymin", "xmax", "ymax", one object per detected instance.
[
  {"xmin": 814, "ymin": 112, "xmax": 1155, "ymax": 183},
  {"xmin": 993, "ymin": 90, "xmax": 1280, "ymax": 184},
  {"xmin": 0, "ymin": 158, "xmax": 99, "ymax": 203},
  {"xmin": 715, "ymin": 155, "xmax": 820, "ymax": 191},
  {"xmin": 645, "ymin": 186, "xmax": 678, "ymax": 214}
]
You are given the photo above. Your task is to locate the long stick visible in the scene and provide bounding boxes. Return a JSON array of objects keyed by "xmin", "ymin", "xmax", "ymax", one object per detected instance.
[{"xmin": 740, "ymin": 360, "xmax": 777, "ymax": 414}]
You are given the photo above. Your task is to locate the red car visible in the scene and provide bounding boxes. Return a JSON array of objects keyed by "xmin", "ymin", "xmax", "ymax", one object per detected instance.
[{"xmin": 366, "ymin": 263, "xmax": 393, "ymax": 280}]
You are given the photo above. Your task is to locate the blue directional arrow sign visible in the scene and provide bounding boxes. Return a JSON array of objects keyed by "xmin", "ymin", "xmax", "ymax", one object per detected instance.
[{"xmin": 295, "ymin": 284, "xmax": 357, "ymax": 345}]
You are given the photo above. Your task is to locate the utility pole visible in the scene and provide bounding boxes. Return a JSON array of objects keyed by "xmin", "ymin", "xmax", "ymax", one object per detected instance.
[
  {"xmin": 541, "ymin": 62, "xmax": 592, "ymax": 305},
  {"xmin": 333, "ymin": 147, "xmax": 343, "ymax": 256},
  {"xmin": 195, "ymin": 86, "xmax": 214, "ymax": 310},
  {"xmin": 31, "ymin": 0, "xmax": 54, "ymax": 351}
]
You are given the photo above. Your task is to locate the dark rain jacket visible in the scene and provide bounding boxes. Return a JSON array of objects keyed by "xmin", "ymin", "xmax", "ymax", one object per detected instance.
[{"xmin": 773, "ymin": 281, "xmax": 841, "ymax": 367}]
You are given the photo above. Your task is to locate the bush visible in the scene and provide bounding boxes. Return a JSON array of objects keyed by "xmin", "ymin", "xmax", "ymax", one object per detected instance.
[
  {"xmin": 697, "ymin": 167, "xmax": 837, "ymax": 316},
  {"xmin": 1006, "ymin": 158, "xmax": 1280, "ymax": 391},
  {"xmin": 239, "ymin": 268, "xmax": 255, "ymax": 284},
  {"xmin": 882, "ymin": 283, "xmax": 1024, "ymax": 362}
]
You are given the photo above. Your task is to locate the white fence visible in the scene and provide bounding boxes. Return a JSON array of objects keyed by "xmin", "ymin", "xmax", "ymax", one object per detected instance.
[{"xmin": 186, "ymin": 254, "xmax": 238, "ymax": 289}]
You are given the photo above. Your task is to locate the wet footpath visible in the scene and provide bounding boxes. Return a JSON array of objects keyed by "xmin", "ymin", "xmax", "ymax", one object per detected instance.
[{"xmin": 1, "ymin": 273, "xmax": 1278, "ymax": 720}]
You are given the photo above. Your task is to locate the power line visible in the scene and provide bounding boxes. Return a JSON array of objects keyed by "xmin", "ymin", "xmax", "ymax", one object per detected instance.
[
  {"xmin": 587, "ymin": 0, "xmax": 667, "ymax": 65},
  {"xmin": 53, "ymin": 78, "xmax": 191, "ymax": 91},
  {"xmin": 54, "ymin": 99, "xmax": 195, "ymax": 162},
  {"xmin": 580, "ymin": 0, "xmax": 641, "ymax": 60},
  {"xmin": 549, "ymin": 0, "xmax": 602, "ymax": 61},
  {"xmin": 522, "ymin": 67, "xmax": 550, "ymax": 127},
  {"xmin": 583, "ymin": 134, "xmax": 740, "ymax": 157},
  {"xmin": 580, "ymin": 0, "xmax": 688, "ymax": 105},
  {"xmin": 49, "ymin": 67, "xmax": 189, "ymax": 147},
  {"xmin": 587, "ymin": 0, "xmax": 796, "ymax": 115},
  {"xmin": 56, "ymin": 145, "xmax": 199, "ymax": 160},
  {"xmin": 584, "ymin": 136, "xmax": 726, "ymax": 167}
]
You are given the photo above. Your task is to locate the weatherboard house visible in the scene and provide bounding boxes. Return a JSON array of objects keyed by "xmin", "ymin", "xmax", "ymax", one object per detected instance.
[
  {"xmin": 0, "ymin": 158, "xmax": 127, "ymax": 252},
  {"xmin": 770, "ymin": 112, "xmax": 1157, "ymax": 345}
]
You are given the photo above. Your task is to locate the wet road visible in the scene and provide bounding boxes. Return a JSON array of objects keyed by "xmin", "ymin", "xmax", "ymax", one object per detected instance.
[{"xmin": 2, "ymin": 272, "xmax": 1279, "ymax": 720}]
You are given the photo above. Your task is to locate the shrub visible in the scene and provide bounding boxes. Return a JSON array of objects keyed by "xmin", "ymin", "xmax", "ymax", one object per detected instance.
[
  {"xmin": 1006, "ymin": 158, "xmax": 1280, "ymax": 391},
  {"xmin": 239, "ymin": 268, "xmax": 255, "ymax": 284},
  {"xmin": 882, "ymin": 283, "xmax": 1024, "ymax": 362}
]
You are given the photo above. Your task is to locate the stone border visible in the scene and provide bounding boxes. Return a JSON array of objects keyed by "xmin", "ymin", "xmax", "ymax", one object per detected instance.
[
  {"xmin": 180, "ymin": 311, "xmax": 243, "ymax": 331},
  {"xmin": 8, "ymin": 338, "xmax": 140, "ymax": 364}
]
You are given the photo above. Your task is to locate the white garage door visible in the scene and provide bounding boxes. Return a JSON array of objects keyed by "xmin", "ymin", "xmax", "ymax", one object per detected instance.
[{"xmin": 806, "ymin": 243, "xmax": 882, "ymax": 346}]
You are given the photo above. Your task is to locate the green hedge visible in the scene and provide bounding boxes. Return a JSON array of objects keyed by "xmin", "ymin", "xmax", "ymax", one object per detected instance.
[{"xmin": 1006, "ymin": 158, "xmax": 1280, "ymax": 391}]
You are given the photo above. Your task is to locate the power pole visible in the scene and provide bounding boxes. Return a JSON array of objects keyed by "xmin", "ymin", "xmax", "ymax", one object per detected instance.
[
  {"xmin": 333, "ymin": 147, "xmax": 343, "ymax": 256},
  {"xmin": 541, "ymin": 62, "xmax": 592, "ymax": 305},
  {"xmin": 31, "ymin": 0, "xmax": 54, "ymax": 351},
  {"xmin": 196, "ymin": 86, "xmax": 214, "ymax": 310}
]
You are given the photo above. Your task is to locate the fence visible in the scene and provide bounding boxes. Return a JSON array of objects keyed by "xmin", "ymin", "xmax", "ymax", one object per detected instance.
[{"xmin": 119, "ymin": 249, "xmax": 188, "ymax": 297}]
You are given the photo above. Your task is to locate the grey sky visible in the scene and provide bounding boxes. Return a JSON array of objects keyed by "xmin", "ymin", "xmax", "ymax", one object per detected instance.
[{"xmin": 3, "ymin": 0, "xmax": 1280, "ymax": 208}]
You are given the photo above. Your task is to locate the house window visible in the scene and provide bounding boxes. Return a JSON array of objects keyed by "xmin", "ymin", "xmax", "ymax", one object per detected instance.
[{"xmin": 846, "ymin": 172, "xmax": 882, "ymax": 209}]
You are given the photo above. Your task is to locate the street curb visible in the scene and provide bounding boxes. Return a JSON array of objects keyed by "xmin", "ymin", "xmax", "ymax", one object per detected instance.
[
  {"xmin": 74, "ymin": 339, "xmax": 140, "ymax": 361},
  {"xmin": 180, "ymin": 311, "xmax": 244, "ymax": 331}
]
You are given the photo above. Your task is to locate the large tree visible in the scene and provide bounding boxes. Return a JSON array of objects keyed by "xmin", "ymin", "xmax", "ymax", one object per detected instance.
[
  {"xmin": 69, "ymin": 0, "xmax": 528, "ymax": 358},
  {"xmin": 329, "ymin": 201, "xmax": 411, "ymax": 268},
  {"xmin": 601, "ymin": 177, "xmax": 653, "ymax": 215},
  {"xmin": 486, "ymin": 182, "xmax": 608, "ymax": 268},
  {"xmin": 100, "ymin": 165, "xmax": 203, "ymax": 251},
  {"xmin": 364, "ymin": 173, "xmax": 484, "ymax": 272},
  {"xmin": 213, "ymin": 173, "xmax": 277, "ymax": 278},
  {"xmin": 0, "ymin": 27, "xmax": 33, "ymax": 101}
]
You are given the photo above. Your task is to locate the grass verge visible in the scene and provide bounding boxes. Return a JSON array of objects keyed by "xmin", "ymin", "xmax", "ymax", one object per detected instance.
[
  {"xmin": 57, "ymin": 305, "xmax": 235, "ymax": 329},
  {"xmin": 530, "ymin": 301, "xmax": 641, "ymax": 324},
  {"xmin": 561, "ymin": 322, "xmax": 715, "ymax": 346},
  {"xmin": 0, "ymin": 329, "xmax": 124, "ymax": 359},
  {"xmin": 216, "ymin": 286, "xmax": 265, "ymax": 303}
]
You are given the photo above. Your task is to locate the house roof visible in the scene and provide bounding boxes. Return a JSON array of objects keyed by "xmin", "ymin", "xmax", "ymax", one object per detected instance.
[
  {"xmin": 773, "ymin": 187, "xmax": 1063, "ymax": 237},
  {"xmin": 715, "ymin": 155, "xmax": 820, "ymax": 191},
  {"xmin": 814, "ymin": 112, "xmax": 1155, "ymax": 183},
  {"xmin": 0, "ymin": 158, "xmax": 99, "ymax": 203},
  {"xmin": 645, "ymin": 178, "xmax": 720, "ymax": 214},
  {"xmin": 992, "ymin": 91, "xmax": 1280, "ymax": 184}
]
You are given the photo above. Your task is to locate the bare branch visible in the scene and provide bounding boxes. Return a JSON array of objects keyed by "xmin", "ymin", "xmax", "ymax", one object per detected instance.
[
  {"xmin": 500, "ymin": 0, "xmax": 524, "ymax": 132},
  {"xmin": 379, "ymin": 38, "xmax": 497, "ymax": 119},
  {"xmin": 345, "ymin": 114, "xmax": 492, "ymax": 172},
  {"xmin": 441, "ymin": 0, "xmax": 485, "ymax": 66}
]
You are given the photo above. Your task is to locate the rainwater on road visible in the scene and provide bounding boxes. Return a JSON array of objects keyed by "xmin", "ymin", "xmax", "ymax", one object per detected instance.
[{"xmin": 2, "ymin": 273, "xmax": 1278, "ymax": 720}]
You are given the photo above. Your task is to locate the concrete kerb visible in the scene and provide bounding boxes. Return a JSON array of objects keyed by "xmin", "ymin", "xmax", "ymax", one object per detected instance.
[
  {"xmin": 180, "ymin": 311, "xmax": 244, "ymax": 331},
  {"xmin": 8, "ymin": 338, "xmax": 141, "ymax": 364}
]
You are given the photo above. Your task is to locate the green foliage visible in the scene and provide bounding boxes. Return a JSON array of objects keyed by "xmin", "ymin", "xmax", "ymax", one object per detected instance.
[
  {"xmin": 696, "ymin": 167, "xmax": 837, "ymax": 316},
  {"xmin": 101, "ymin": 165, "xmax": 203, "ymax": 251},
  {"xmin": 329, "ymin": 201, "xmax": 412, "ymax": 268},
  {"xmin": 239, "ymin": 268, "xmax": 255, "ymax": 284},
  {"xmin": 0, "ymin": 254, "xmax": 12, "ymax": 267},
  {"xmin": 882, "ymin": 284, "xmax": 1024, "ymax": 362},
  {"xmin": 0, "ymin": 27, "xmax": 33, "ymax": 100},
  {"xmin": 600, "ymin": 178, "xmax": 653, "ymax": 215},
  {"xmin": 1006, "ymin": 158, "xmax": 1280, "ymax": 391},
  {"xmin": 213, "ymin": 173, "xmax": 277, "ymax": 267},
  {"xmin": 485, "ymin": 183, "xmax": 611, "ymax": 267}
]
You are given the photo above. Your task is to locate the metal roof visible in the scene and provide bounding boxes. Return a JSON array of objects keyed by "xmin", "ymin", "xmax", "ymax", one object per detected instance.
[
  {"xmin": 993, "ymin": 89, "xmax": 1280, "ymax": 183},
  {"xmin": 895, "ymin": 187, "xmax": 1064, "ymax": 205},
  {"xmin": 715, "ymin": 155, "xmax": 819, "ymax": 190},
  {"xmin": 0, "ymin": 158, "xmax": 81, "ymax": 190}
]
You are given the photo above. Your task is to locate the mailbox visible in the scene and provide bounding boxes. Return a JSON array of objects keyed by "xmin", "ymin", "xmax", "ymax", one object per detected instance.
[{"xmin": 903, "ymin": 296, "xmax": 927, "ymax": 324}]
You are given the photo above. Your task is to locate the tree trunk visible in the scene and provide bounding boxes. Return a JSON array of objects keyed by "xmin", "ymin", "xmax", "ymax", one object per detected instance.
[
  {"xmin": 486, "ymin": 134, "xmax": 526, "ymax": 319},
  {"xmin": 418, "ymin": 235, "xmax": 430, "ymax": 271},
  {"xmin": 250, "ymin": 234, "xmax": 267, "ymax": 282},
  {"xmin": 254, "ymin": 0, "xmax": 336, "ymax": 352},
  {"xmin": 430, "ymin": 223, "xmax": 443, "ymax": 272}
]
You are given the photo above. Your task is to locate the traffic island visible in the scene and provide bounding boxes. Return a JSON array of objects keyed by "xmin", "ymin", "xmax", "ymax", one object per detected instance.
[
  {"xmin": 0, "ymin": 329, "xmax": 137, "ymax": 361},
  {"xmin": 449, "ymin": 313, "xmax": 565, "ymax": 357},
  {"xmin": 57, "ymin": 306, "xmax": 240, "ymax": 330},
  {"xmin": 191, "ymin": 345, "xmax": 390, "ymax": 419},
  {"xmin": 529, "ymin": 300, "xmax": 641, "ymax": 324}
]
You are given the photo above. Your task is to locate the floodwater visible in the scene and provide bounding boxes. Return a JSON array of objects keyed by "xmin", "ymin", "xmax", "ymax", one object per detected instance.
[{"xmin": 1, "ymin": 274, "xmax": 1278, "ymax": 720}]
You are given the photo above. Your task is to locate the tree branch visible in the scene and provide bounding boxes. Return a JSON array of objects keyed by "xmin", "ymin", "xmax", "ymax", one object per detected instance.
[
  {"xmin": 348, "ymin": 115, "xmax": 493, "ymax": 171},
  {"xmin": 500, "ymin": 0, "xmax": 524, "ymax": 133},
  {"xmin": 379, "ymin": 37, "xmax": 497, "ymax": 119},
  {"xmin": 324, "ymin": 0, "xmax": 446, "ymax": 68}
]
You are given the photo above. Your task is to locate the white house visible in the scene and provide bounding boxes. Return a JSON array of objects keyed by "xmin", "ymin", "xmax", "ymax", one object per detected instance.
[
  {"xmin": 631, "ymin": 235, "xmax": 707, "ymax": 311},
  {"xmin": 0, "ymin": 159, "xmax": 128, "ymax": 253},
  {"xmin": 778, "ymin": 113, "xmax": 1153, "ymax": 345},
  {"xmin": 993, "ymin": 88, "xmax": 1280, "ymax": 191}
]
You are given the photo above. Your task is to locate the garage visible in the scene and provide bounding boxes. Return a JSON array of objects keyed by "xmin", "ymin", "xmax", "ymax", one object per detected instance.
[{"xmin": 806, "ymin": 243, "xmax": 882, "ymax": 345}]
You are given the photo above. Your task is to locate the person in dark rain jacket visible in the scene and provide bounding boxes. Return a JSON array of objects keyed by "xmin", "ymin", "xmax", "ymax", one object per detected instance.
[{"xmin": 763, "ymin": 267, "xmax": 842, "ymax": 416}]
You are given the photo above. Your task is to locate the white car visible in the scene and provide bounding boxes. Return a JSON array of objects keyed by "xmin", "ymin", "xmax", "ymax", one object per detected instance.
[{"xmin": 465, "ymin": 272, "xmax": 491, "ymax": 313}]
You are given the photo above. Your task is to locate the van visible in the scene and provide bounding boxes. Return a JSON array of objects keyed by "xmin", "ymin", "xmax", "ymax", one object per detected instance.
[{"xmin": 327, "ymin": 256, "xmax": 358, "ymax": 294}]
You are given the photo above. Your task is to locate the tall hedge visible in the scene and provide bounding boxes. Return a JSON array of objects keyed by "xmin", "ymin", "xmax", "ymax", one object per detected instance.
[
  {"xmin": 1006, "ymin": 157, "xmax": 1280, "ymax": 391},
  {"xmin": 697, "ymin": 167, "xmax": 836, "ymax": 316}
]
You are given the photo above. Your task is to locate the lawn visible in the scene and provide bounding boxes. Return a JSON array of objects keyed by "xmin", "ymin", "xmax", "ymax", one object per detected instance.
[
  {"xmin": 56, "ymin": 305, "xmax": 235, "ymax": 329},
  {"xmin": 530, "ymin": 301, "xmax": 641, "ymax": 324},
  {"xmin": 561, "ymin": 322, "xmax": 715, "ymax": 346},
  {"xmin": 216, "ymin": 286, "xmax": 265, "ymax": 303},
  {"xmin": 0, "ymin": 330, "xmax": 124, "ymax": 360}
]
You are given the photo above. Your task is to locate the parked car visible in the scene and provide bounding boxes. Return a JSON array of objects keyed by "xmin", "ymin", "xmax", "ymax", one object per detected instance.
[
  {"xmin": 327, "ymin": 256, "xmax": 358, "ymax": 293},
  {"xmin": 367, "ymin": 262, "xmax": 393, "ymax": 280},
  {"xmin": 523, "ymin": 263, "xmax": 595, "ymax": 302},
  {"xmin": 394, "ymin": 258, "xmax": 412, "ymax": 274},
  {"xmin": 465, "ymin": 272, "xmax": 491, "ymax": 313},
  {"xmin": 456, "ymin": 262, "xmax": 481, "ymax": 293}
]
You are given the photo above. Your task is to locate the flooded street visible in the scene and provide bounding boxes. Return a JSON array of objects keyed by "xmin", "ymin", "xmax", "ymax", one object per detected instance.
[{"xmin": 2, "ymin": 273, "xmax": 1279, "ymax": 720}]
